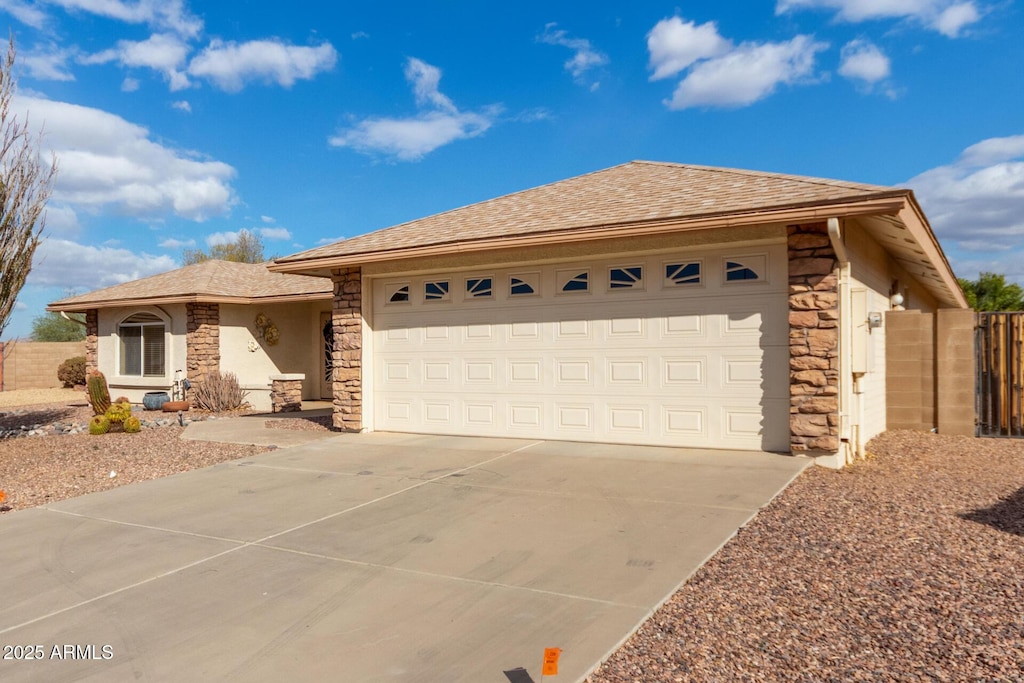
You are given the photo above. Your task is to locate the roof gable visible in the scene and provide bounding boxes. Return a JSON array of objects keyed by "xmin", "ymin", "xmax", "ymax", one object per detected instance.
[{"xmin": 275, "ymin": 160, "xmax": 901, "ymax": 265}]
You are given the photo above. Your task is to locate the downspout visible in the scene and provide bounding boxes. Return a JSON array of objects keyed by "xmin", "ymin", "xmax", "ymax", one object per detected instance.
[{"xmin": 827, "ymin": 218, "xmax": 855, "ymax": 466}]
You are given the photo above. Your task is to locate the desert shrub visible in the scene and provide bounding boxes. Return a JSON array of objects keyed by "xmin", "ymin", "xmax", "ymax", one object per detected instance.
[
  {"xmin": 57, "ymin": 356, "xmax": 86, "ymax": 387},
  {"xmin": 123, "ymin": 415, "xmax": 141, "ymax": 433},
  {"xmin": 89, "ymin": 415, "xmax": 111, "ymax": 435},
  {"xmin": 192, "ymin": 371, "xmax": 249, "ymax": 412}
]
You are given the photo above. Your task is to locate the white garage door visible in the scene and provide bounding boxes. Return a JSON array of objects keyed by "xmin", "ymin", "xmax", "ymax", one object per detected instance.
[{"xmin": 370, "ymin": 246, "xmax": 789, "ymax": 451}]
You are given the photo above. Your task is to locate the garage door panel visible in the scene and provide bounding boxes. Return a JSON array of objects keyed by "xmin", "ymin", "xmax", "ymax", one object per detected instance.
[{"xmin": 372, "ymin": 245, "xmax": 788, "ymax": 451}]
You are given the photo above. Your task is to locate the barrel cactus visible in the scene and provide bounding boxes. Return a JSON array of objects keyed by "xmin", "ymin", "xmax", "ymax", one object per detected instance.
[
  {"xmin": 87, "ymin": 370, "xmax": 111, "ymax": 415},
  {"xmin": 123, "ymin": 415, "xmax": 141, "ymax": 433},
  {"xmin": 89, "ymin": 415, "xmax": 111, "ymax": 435},
  {"xmin": 105, "ymin": 400, "xmax": 132, "ymax": 425}
]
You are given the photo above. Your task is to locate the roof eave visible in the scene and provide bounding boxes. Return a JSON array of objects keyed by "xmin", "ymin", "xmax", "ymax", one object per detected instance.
[
  {"xmin": 48, "ymin": 290, "xmax": 332, "ymax": 312},
  {"xmin": 895, "ymin": 194, "xmax": 969, "ymax": 309},
  {"xmin": 270, "ymin": 193, "xmax": 910, "ymax": 276}
]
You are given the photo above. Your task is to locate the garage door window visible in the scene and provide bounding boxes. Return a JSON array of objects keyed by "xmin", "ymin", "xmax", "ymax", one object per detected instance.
[
  {"xmin": 466, "ymin": 277, "xmax": 492, "ymax": 298},
  {"xmin": 559, "ymin": 270, "xmax": 589, "ymax": 293},
  {"xmin": 609, "ymin": 266, "xmax": 643, "ymax": 289},
  {"xmin": 510, "ymin": 274, "xmax": 538, "ymax": 296},
  {"xmin": 387, "ymin": 284, "xmax": 410, "ymax": 303},
  {"xmin": 425, "ymin": 281, "xmax": 450, "ymax": 301},
  {"xmin": 725, "ymin": 256, "xmax": 764, "ymax": 283},
  {"xmin": 665, "ymin": 262, "xmax": 701, "ymax": 286}
]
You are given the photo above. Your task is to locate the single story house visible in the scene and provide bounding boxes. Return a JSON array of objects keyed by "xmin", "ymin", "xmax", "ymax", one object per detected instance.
[
  {"xmin": 48, "ymin": 259, "xmax": 333, "ymax": 411},
  {"xmin": 51, "ymin": 161, "xmax": 967, "ymax": 466}
]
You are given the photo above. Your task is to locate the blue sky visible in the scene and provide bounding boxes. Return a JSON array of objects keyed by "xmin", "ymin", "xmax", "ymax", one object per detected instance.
[{"xmin": 1, "ymin": 0, "xmax": 1022, "ymax": 338}]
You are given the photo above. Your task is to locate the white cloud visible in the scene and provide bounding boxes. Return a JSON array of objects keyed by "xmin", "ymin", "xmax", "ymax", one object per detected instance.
[
  {"xmin": 934, "ymin": 2, "xmax": 980, "ymax": 37},
  {"xmin": 775, "ymin": 0, "xmax": 982, "ymax": 37},
  {"xmin": 206, "ymin": 230, "xmax": 241, "ymax": 246},
  {"xmin": 907, "ymin": 135, "xmax": 1024, "ymax": 252},
  {"xmin": 171, "ymin": 100, "xmax": 191, "ymax": 112},
  {"xmin": 839, "ymin": 39, "xmax": 891, "ymax": 84},
  {"xmin": 957, "ymin": 135, "xmax": 1024, "ymax": 167},
  {"xmin": 23, "ymin": 44, "xmax": 76, "ymax": 81},
  {"xmin": 82, "ymin": 33, "xmax": 191, "ymax": 90},
  {"xmin": 405, "ymin": 58, "xmax": 456, "ymax": 113},
  {"xmin": 316, "ymin": 236, "xmax": 343, "ymax": 245},
  {"xmin": 0, "ymin": 0, "xmax": 49, "ymax": 29},
  {"xmin": 121, "ymin": 77, "xmax": 140, "ymax": 92},
  {"xmin": 351, "ymin": 31, "xmax": 369, "ymax": 40},
  {"xmin": 43, "ymin": 204, "xmax": 80, "ymax": 235},
  {"xmin": 647, "ymin": 16, "xmax": 732, "ymax": 81},
  {"xmin": 260, "ymin": 215, "xmax": 274, "ymax": 223},
  {"xmin": 48, "ymin": 0, "xmax": 203, "ymax": 38},
  {"xmin": 187, "ymin": 39, "xmax": 338, "ymax": 92},
  {"xmin": 158, "ymin": 237, "xmax": 195, "ymax": 248},
  {"xmin": 16, "ymin": 94, "xmax": 236, "ymax": 221},
  {"xmin": 665, "ymin": 35, "xmax": 828, "ymax": 109},
  {"xmin": 28, "ymin": 237, "xmax": 178, "ymax": 290},
  {"xmin": 259, "ymin": 227, "xmax": 291, "ymax": 240},
  {"xmin": 537, "ymin": 23, "xmax": 608, "ymax": 88},
  {"xmin": 329, "ymin": 58, "xmax": 499, "ymax": 162}
]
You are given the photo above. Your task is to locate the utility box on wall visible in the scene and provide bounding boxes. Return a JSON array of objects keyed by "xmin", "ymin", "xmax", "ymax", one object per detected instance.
[{"xmin": 851, "ymin": 288, "xmax": 875, "ymax": 375}]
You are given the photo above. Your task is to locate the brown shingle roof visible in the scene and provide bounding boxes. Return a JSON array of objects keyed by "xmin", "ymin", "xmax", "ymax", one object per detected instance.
[
  {"xmin": 49, "ymin": 260, "xmax": 332, "ymax": 311},
  {"xmin": 275, "ymin": 160, "xmax": 902, "ymax": 266}
]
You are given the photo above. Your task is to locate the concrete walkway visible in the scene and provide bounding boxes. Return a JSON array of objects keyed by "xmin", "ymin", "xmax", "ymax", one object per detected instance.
[
  {"xmin": 181, "ymin": 408, "xmax": 339, "ymax": 448},
  {"xmin": 0, "ymin": 431, "xmax": 807, "ymax": 682}
]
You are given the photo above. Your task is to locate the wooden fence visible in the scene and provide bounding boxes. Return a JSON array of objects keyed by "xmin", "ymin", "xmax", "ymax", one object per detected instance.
[{"xmin": 976, "ymin": 313, "xmax": 1024, "ymax": 438}]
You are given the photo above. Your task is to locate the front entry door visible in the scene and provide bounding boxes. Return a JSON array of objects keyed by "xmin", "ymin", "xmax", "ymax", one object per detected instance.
[{"xmin": 320, "ymin": 311, "xmax": 334, "ymax": 400}]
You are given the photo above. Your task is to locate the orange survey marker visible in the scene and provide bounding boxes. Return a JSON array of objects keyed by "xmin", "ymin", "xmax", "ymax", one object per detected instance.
[{"xmin": 541, "ymin": 647, "xmax": 562, "ymax": 676}]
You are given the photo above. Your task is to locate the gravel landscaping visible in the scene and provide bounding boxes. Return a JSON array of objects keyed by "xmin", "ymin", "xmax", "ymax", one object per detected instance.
[
  {"xmin": 0, "ymin": 389, "xmax": 268, "ymax": 512},
  {"xmin": 587, "ymin": 431, "xmax": 1024, "ymax": 682}
]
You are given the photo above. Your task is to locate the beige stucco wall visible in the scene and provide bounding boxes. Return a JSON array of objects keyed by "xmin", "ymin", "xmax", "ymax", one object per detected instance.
[
  {"xmin": 92, "ymin": 301, "xmax": 332, "ymax": 411},
  {"xmin": 0, "ymin": 341, "xmax": 87, "ymax": 390},
  {"xmin": 219, "ymin": 301, "xmax": 332, "ymax": 411},
  {"xmin": 97, "ymin": 304, "xmax": 188, "ymax": 403},
  {"xmin": 844, "ymin": 219, "xmax": 942, "ymax": 449}
]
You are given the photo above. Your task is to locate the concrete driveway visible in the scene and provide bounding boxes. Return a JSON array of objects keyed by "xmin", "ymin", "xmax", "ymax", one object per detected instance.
[{"xmin": 0, "ymin": 432, "xmax": 806, "ymax": 682}]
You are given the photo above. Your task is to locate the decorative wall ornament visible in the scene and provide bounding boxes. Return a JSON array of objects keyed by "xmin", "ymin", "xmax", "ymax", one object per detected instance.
[{"xmin": 254, "ymin": 312, "xmax": 280, "ymax": 346}]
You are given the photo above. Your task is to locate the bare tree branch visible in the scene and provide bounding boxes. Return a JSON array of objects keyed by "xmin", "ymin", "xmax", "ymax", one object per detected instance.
[{"xmin": 0, "ymin": 34, "xmax": 58, "ymax": 339}]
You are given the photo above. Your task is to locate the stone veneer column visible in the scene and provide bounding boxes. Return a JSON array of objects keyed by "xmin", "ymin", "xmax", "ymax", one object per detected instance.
[
  {"xmin": 331, "ymin": 267, "xmax": 362, "ymax": 431},
  {"xmin": 270, "ymin": 374, "xmax": 304, "ymax": 413},
  {"xmin": 186, "ymin": 302, "xmax": 220, "ymax": 394},
  {"xmin": 85, "ymin": 309, "xmax": 98, "ymax": 375},
  {"xmin": 788, "ymin": 223, "xmax": 840, "ymax": 454}
]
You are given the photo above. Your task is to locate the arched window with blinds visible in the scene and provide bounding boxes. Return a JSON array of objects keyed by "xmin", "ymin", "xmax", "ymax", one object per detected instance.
[{"xmin": 118, "ymin": 312, "xmax": 166, "ymax": 377}]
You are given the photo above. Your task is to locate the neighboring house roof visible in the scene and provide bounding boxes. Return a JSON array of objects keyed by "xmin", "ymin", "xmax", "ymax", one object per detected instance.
[
  {"xmin": 270, "ymin": 160, "xmax": 965, "ymax": 308},
  {"xmin": 48, "ymin": 260, "xmax": 332, "ymax": 312}
]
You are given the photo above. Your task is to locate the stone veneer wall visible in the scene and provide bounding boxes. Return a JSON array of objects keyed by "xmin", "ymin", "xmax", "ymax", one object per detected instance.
[
  {"xmin": 270, "ymin": 378, "xmax": 303, "ymax": 413},
  {"xmin": 331, "ymin": 267, "xmax": 362, "ymax": 431},
  {"xmin": 186, "ymin": 302, "xmax": 220, "ymax": 396},
  {"xmin": 85, "ymin": 309, "xmax": 98, "ymax": 374},
  {"xmin": 788, "ymin": 223, "xmax": 840, "ymax": 454}
]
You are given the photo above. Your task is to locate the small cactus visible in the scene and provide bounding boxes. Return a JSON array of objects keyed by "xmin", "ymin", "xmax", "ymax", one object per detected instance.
[
  {"xmin": 87, "ymin": 370, "xmax": 111, "ymax": 415},
  {"xmin": 105, "ymin": 401, "xmax": 132, "ymax": 425},
  {"xmin": 114, "ymin": 396, "xmax": 131, "ymax": 404},
  {"xmin": 89, "ymin": 415, "xmax": 111, "ymax": 435},
  {"xmin": 123, "ymin": 415, "xmax": 141, "ymax": 433}
]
